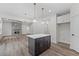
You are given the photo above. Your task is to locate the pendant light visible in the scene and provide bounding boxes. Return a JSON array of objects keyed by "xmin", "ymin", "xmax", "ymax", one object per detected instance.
[
  {"xmin": 33, "ymin": 3, "xmax": 37, "ymax": 22},
  {"xmin": 41, "ymin": 7, "xmax": 48, "ymax": 24},
  {"xmin": 42, "ymin": 8, "xmax": 44, "ymax": 18},
  {"xmin": 41, "ymin": 7, "xmax": 45, "ymax": 24}
]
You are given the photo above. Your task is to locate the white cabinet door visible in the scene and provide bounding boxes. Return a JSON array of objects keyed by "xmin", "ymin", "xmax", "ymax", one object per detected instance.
[{"xmin": 70, "ymin": 16, "xmax": 79, "ymax": 52}]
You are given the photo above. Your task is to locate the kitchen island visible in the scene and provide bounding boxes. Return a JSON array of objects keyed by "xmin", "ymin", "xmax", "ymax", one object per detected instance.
[{"xmin": 27, "ymin": 34, "xmax": 51, "ymax": 56}]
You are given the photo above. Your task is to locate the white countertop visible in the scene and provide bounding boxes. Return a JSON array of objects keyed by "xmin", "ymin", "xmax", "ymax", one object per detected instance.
[{"xmin": 27, "ymin": 34, "xmax": 50, "ymax": 39}]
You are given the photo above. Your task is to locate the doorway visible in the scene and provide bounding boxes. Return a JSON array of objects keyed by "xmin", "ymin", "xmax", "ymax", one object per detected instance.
[{"xmin": 57, "ymin": 22, "xmax": 70, "ymax": 48}]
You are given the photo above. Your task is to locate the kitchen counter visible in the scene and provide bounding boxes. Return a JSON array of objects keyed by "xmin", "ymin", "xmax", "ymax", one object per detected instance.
[{"xmin": 27, "ymin": 34, "xmax": 50, "ymax": 39}]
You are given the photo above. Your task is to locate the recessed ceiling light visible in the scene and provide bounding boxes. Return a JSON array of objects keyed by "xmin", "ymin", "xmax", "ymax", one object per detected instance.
[
  {"xmin": 49, "ymin": 9, "xmax": 52, "ymax": 13},
  {"xmin": 41, "ymin": 22, "xmax": 45, "ymax": 24},
  {"xmin": 33, "ymin": 19, "xmax": 37, "ymax": 22}
]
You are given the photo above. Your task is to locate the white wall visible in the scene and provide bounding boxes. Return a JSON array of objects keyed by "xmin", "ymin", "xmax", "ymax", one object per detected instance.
[
  {"xmin": 48, "ymin": 15, "xmax": 56, "ymax": 43},
  {"xmin": 30, "ymin": 21, "xmax": 49, "ymax": 34},
  {"xmin": 22, "ymin": 23, "xmax": 30, "ymax": 34},
  {"xmin": 70, "ymin": 4, "xmax": 79, "ymax": 52}
]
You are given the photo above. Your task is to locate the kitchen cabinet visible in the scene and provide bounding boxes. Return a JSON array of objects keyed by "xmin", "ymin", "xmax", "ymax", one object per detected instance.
[{"xmin": 27, "ymin": 34, "xmax": 51, "ymax": 56}]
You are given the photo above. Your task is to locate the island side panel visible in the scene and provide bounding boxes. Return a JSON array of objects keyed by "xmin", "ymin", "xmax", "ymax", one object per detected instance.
[
  {"xmin": 35, "ymin": 35, "xmax": 51, "ymax": 56},
  {"xmin": 28, "ymin": 37, "xmax": 35, "ymax": 56}
]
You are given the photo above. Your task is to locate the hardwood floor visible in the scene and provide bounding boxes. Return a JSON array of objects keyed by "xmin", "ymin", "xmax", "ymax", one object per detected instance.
[
  {"xmin": 57, "ymin": 42, "xmax": 70, "ymax": 49},
  {"xmin": 40, "ymin": 43, "xmax": 79, "ymax": 56},
  {"xmin": 0, "ymin": 35, "xmax": 79, "ymax": 56}
]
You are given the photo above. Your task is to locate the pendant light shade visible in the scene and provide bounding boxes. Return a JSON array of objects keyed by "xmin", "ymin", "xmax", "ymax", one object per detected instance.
[{"xmin": 33, "ymin": 3, "xmax": 37, "ymax": 22}]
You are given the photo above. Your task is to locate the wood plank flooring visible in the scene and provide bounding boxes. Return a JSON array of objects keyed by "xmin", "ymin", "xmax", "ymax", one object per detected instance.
[
  {"xmin": 40, "ymin": 43, "xmax": 79, "ymax": 56},
  {"xmin": 0, "ymin": 35, "xmax": 79, "ymax": 56},
  {"xmin": 57, "ymin": 42, "xmax": 70, "ymax": 49}
]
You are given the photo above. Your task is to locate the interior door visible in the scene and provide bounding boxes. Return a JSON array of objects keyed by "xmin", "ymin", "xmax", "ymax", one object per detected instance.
[{"xmin": 70, "ymin": 16, "xmax": 79, "ymax": 52}]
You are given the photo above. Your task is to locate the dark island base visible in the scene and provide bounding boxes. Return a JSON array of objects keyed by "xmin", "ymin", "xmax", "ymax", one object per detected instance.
[
  {"xmin": 34, "ymin": 46, "xmax": 51, "ymax": 56},
  {"xmin": 28, "ymin": 36, "xmax": 51, "ymax": 56}
]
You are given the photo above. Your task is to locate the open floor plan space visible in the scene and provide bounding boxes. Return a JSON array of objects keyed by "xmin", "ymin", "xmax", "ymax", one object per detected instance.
[{"xmin": 0, "ymin": 3, "xmax": 79, "ymax": 56}]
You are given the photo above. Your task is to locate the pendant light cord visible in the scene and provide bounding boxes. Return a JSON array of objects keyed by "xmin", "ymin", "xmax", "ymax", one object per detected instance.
[{"xmin": 33, "ymin": 3, "xmax": 36, "ymax": 19}]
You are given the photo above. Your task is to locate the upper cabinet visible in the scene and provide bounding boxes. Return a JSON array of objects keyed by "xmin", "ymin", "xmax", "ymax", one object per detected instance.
[{"xmin": 57, "ymin": 14, "xmax": 70, "ymax": 24}]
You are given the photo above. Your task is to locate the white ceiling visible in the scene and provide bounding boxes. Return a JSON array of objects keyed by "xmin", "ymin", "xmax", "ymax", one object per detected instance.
[{"xmin": 0, "ymin": 3, "xmax": 73, "ymax": 21}]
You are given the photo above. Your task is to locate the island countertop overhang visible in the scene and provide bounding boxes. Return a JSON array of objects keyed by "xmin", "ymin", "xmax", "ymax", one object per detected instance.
[{"xmin": 27, "ymin": 34, "xmax": 50, "ymax": 39}]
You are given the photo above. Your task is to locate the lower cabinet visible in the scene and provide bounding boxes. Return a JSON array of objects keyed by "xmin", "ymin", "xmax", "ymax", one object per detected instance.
[{"xmin": 28, "ymin": 35, "xmax": 51, "ymax": 56}]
